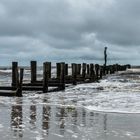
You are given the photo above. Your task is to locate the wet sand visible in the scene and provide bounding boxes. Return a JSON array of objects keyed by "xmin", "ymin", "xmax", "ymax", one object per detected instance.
[
  {"xmin": 0, "ymin": 69, "xmax": 140, "ymax": 139},
  {"xmin": 0, "ymin": 95, "xmax": 140, "ymax": 140}
]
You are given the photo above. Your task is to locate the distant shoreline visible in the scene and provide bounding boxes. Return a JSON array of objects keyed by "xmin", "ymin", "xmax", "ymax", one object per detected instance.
[{"xmin": 131, "ymin": 66, "xmax": 140, "ymax": 68}]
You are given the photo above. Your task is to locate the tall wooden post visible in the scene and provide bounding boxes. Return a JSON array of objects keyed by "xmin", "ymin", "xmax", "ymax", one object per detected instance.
[
  {"xmin": 87, "ymin": 64, "xmax": 90, "ymax": 75},
  {"xmin": 110, "ymin": 65, "xmax": 115, "ymax": 74},
  {"xmin": 48, "ymin": 62, "xmax": 51, "ymax": 79},
  {"xmin": 12, "ymin": 62, "xmax": 18, "ymax": 88},
  {"xmin": 93, "ymin": 64, "xmax": 96, "ymax": 81},
  {"xmin": 89, "ymin": 64, "xmax": 94, "ymax": 81},
  {"xmin": 60, "ymin": 62, "xmax": 65, "ymax": 90},
  {"xmin": 72, "ymin": 63, "xmax": 77, "ymax": 85},
  {"xmin": 127, "ymin": 64, "xmax": 131, "ymax": 69},
  {"xmin": 104, "ymin": 47, "xmax": 107, "ymax": 67},
  {"xmin": 56, "ymin": 63, "xmax": 61, "ymax": 79},
  {"xmin": 31, "ymin": 61, "xmax": 37, "ymax": 83},
  {"xmin": 95, "ymin": 64, "xmax": 99, "ymax": 80},
  {"xmin": 112, "ymin": 65, "xmax": 116, "ymax": 73},
  {"xmin": 65, "ymin": 64, "xmax": 68, "ymax": 76},
  {"xmin": 43, "ymin": 62, "xmax": 49, "ymax": 93},
  {"xmin": 99, "ymin": 66, "xmax": 103, "ymax": 79},
  {"xmin": 16, "ymin": 68, "xmax": 24, "ymax": 97},
  {"xmin": 115, "ymin": 64, "xmax": 118, "ymax": 72},
  {"xmin": 109, "ymin": 65, "xmax": 112, "ymax": 74},
  {"xmin": 103, "ymin": 47, "xmax": 107, "ymax": 75},
  {"xmin": 103, "ymin": 65, "xmax": 106, "ymax": 75},
  {"xmin": 77, "ymin": 64, "xmax": 81, "ymax": 75},
  {"xmin": 82, "ymin": 63, "xmax": 86, "ymax": 80},
  {"xmin": 105, "ymin": 66, "xmax": 108, "ymax": 74}
]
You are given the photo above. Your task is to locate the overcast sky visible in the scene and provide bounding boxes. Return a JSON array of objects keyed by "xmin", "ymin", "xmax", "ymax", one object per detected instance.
[{"xmin": 0, "ymin": 0, "xmax": 140, "ymax": 66}]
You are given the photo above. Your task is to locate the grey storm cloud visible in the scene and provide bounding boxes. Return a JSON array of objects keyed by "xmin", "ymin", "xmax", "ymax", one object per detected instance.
[{"xmin": 0, "ymin": 0, "xmax": 140, "ymax": 65}]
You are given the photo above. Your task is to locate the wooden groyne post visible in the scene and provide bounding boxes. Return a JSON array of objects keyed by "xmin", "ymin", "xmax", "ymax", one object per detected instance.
[
  {"xmin": 60, "ymin": 62, "xmax": 65, "ymax": 90},
  {"xmin": 82, "ymin": 63, "xmax": 86, "ymax": 80},
  {"xmin": 99, "ymin": 66, "xmax": 103, "ymax": 79},
  {"xmin": 65, "ymin": 64, "xmax": 68, "ymax": 76},
  {"xmin": 95, "ymin": 64, "xmax": 99, "ymax": 80},
  {"xmin": 103, "ymin": 47, "xmax": 108, "ymax": 75},
  {"xmin": 43, "ymin": 62, "xmax": 50, "ymax": 93},
  {"xmin": 104, "ymin": 47, "xmax": 107, "ymax": 67},
  {"xmin": 12, "ymin": 62, "xmax": 18, "ymax": 88},
  {"xmin": 56, "ymin": 63, "xmax": 61, "ymax": 79},
  {"xmin": 87, "ymin": 64, "xmax": 90, "ymax": 75},
  {"xmin": 16, "ymin": 68, "xmax": 24, "ymax": 97},
  {"xmin": 48, "ymin": 62, "xmax": 51, "ymax": 79},
  {"xmin": 31, "ymin": 61, "xmax": 37, "ymax": 83},
  {"xmin": 72, "ymin": 63, "xmax": 77, "ymax": 85},
  {"xmin": 89, "ymin": 64, "xmax": 94, "ymax": 81},
  {"xmin": 77, "ymin": 64, "xmax": 81, "ymax": 75}
]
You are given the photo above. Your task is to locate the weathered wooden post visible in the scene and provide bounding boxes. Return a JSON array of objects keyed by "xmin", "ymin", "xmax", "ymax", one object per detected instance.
[
  {"xmin": 100, "ymin": 66, "xmax": 103, "ymax": 79},
  {"xmin": 48, "ymin": 62, "xmax": 51, "ymax": 79},
  {"xmin": 106, "ymin": 66, "xmax": 109, "ymax": 74},
  {"xmin": 103, "ymin": 47, "xmax": 107, "ymax": 75},
  {"xmin": 113, "ymin": 65, "xmax": 116, "ymax": 73},
  {"xmin": 31, "ymin": 61, "xmax": 37, "ymax": 83},
  {"xmin": 72, "ymin": 63, "xmax": 77, "ymax": 85},
  {"xmin": 19, "ymin": 68, "xmax": 24, "ymax": 84},
  {"xmin": 43, "ymin": 62, "xmax": 50, "ymax": 93},
  {"xmin": 104, "ymin": 47, "xmax": 107, "ymax": 67},
  {"xmin": 12, "ymin": 62, "xmax": 18, "ymax": 88},
  {"xmin": 56, "ymin": 63, "xmax": 61, "ymax": 79},
  {"xmin": 87, "ymin": 64, "xmax": 90, "ymax": 75},
  {"xmin": 93, "ymin": 64, "xmax": 96, "ymax": 81},
  {"xmin": 124, "ymin": 65, "xmax": 127, "ymax": 71},
  {"xmin": 102, "ymin": 66, "xmax": 105, "ymax": 75},
  {"xmin": 127, "ymin": 64, "xmax": 131, "ymax": 69},
  {"xmin": 82, "ymin": 63, "xmax": 86, "ymax": 80},
  {"xmin": 113, "ymin": 64, "xmax": 117, "ymax": 72},
  {"xmin": 95, "ymin": 64, "xmax": 99, "ymax": 80},
  {"xmin": 16, "ymin": 68, "xmax": 24, "ymax": 97},
  {"xmin": 109, "ymin": 65, "xmax": 111, "ymax": 74},
  {"xmin": 77, "ymin": 64, "xmax": 81, "ymax": 75},
  {"xmin": 65, "ymin": 64, "xmax": 68, "ymax": 76},
  {"xmin": 108, "ymin": 65, "xmax": 111, "ymax": 74},
  {"xmin": 60, "ymin": 62, "xmax": 65, "ymax": 90},
  {"xmin": 115, "ymin": 64, "xmax": 118, "ymax": 72},
  {"xmin": 110, "ymin": 65, "xmax": 115, "ymax": 74},
  {"xmin": 89, "ymin": 64, "xmax": 94, "ymax": 81},
  {"xmin": 117, "ymin": 65, "xmax": 120, "ymax": 71}
]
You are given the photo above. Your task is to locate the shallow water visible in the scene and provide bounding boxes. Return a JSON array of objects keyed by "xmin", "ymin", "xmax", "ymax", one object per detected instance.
[{"xmin": 0, "ymin": 68, "xmax": 140, "ymax": 140}]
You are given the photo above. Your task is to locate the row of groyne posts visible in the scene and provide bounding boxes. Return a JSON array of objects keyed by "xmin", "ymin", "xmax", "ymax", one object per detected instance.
[{"xmin": 0, "ymin": 61, "xmax": 131, "ymax": 97}]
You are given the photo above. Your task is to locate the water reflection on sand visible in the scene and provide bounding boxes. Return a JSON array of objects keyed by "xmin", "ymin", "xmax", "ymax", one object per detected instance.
[
  {"xmin": 0, "ymin": 96, "xmax": 136, "ymax": 140},
  {"xmin": 11, "ymin": 99, "xmax": 23, "ymax": 138}
]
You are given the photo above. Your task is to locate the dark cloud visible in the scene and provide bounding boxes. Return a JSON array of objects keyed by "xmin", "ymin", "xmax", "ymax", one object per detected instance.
[{"xmin": 0, "ymin": 0, "xmax": 139, "ymax": 65}]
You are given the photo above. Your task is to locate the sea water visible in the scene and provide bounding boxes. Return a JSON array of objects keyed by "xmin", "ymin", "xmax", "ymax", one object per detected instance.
[{"xmin": 0, "ymin": 68, "xmax": 140, "ymax": 140}]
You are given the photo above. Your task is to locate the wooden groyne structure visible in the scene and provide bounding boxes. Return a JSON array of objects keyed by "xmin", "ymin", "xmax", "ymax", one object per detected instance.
[{"xmin": 0, "ymin": 61, "xmax": 131, "ymax": 97}]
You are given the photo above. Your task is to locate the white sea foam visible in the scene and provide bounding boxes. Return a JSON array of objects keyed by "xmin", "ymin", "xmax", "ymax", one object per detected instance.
[
  {"xmin": 0, "ymin": 68, "xmax": 140, "ymax": 114},
  {"xmin": 53, "ymin": 69, "xmax": 140, "ymax": 114},
  {"xmin": 52, "ymin": 133, "xmax": 64, "ymax": 137},
  {"xmin": 0, "ymin": 69, "xmax": 12, "ymax": 73},
  {"xmin": 36, "ymin": 136, "xmax": 44, "ymax": 140},
  {"xmin": 0, "ymin": 124, "xmax": 3, "ymax": 129}
]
